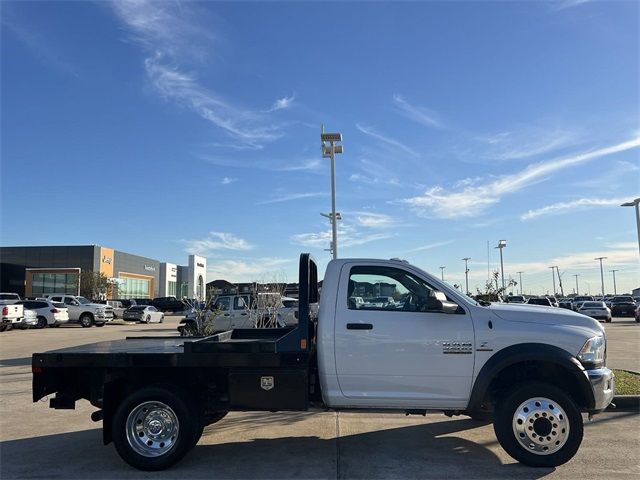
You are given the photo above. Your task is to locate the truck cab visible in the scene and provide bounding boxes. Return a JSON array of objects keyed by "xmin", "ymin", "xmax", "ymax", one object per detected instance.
[{"xmin": 46, "ymin": 295, "xmax": 113, "ymax": 327}]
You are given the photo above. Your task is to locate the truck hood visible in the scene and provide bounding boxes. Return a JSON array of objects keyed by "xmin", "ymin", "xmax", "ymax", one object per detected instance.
[{"xmin": 488, "ymin": 302, "xmax": 604, "ymax": 335}]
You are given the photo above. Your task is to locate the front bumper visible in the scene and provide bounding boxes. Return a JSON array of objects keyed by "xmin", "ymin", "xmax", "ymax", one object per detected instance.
[{"xmin": 586, "ymin": 367, "xmax": 615, "ymax": 412}]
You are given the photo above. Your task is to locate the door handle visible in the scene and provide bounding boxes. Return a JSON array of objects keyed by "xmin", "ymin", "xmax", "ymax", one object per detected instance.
[
  {"xmin": 223, "ymin": 313, "xmax": 230, "ymax": 317},
  {"xmin": 240, "ymin": 312, "xmax": 248, "ymax": 316},
  {"xmin": 347, "ymin": 323, "xmax": 373, "ymax": 330}
]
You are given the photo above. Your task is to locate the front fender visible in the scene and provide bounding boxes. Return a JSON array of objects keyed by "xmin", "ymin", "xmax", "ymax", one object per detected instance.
[{"xmin": 468, "ymin": 343, "xmax": 595, "ymax": 411}]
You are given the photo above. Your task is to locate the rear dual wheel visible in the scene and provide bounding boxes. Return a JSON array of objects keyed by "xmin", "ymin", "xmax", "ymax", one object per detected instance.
[
  {"xmin": 112, "ymin": 386, "xmax": 202, "ymax": 471},
  {"xmin": 494, "ymin": 382, "xmax": 583, "ymax": 467}
]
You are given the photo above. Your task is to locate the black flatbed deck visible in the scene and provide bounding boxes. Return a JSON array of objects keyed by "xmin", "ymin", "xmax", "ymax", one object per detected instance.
[{"xmin": 33, "ymin": 327, "xmax": 305, "ymax": 368}]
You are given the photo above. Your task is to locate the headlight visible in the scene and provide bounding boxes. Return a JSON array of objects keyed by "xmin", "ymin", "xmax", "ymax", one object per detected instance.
[{"xmin": 577, "ymin": 336, "xmax": 605, "ymax": 368}]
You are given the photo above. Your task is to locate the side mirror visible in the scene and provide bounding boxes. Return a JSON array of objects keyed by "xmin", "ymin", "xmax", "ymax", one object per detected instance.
[
  {"xmin": 72, "ymin": 301, "xmax": 79, "ymax": 306},
  {"xmin": 426, "ymin": 291, "xmax": 459, "ymax": 314}
]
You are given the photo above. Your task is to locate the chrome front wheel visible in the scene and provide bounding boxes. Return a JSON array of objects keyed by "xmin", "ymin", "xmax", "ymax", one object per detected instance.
[
  {"xmin": 126, "ymin": 401, "xmax": 179, "ymax": 458},
  {"xmin": 512, "ymin": 397, "xmax": 569, "ymax": 455}
]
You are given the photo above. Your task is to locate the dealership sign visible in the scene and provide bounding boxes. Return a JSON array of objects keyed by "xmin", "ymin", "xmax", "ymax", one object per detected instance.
[
  {"xmin": 102, "ymin": 256, "xmax": 112, "ymax": 264},
  {"xmin": 144, "ymin": 265, "xmax": 156, "ymax": 272}
]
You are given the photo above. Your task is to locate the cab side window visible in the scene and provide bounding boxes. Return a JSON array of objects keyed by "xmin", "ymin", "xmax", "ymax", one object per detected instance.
[
  {"xmin": 63, "ymin": 297, "xmax": 75, "ymax": 305},
  {"xmin": 347, "ymin": 266, "xmax": 438, "ymax": 312},
  {"xmin": 214, "ymin": 297, "xmax": 230, "ymax": 311},
  {"xmin": 233, "ymin": 296, "xmax": 248, "ymax": 310}
]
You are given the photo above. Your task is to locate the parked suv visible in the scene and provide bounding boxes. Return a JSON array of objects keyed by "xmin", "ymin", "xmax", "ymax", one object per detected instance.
[
  {"xmin": 15, "ymin": 300, "xmax": 69, "ymax": 328},
  {"xmin": 609, "ymin": 296, "xmax": 637, "ymax": 317},
  {"xmin": 46, "ymin": 295, "xmax": 113, "ymax": 327}
]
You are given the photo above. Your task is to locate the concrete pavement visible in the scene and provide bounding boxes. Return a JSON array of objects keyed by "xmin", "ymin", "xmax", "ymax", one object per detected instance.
[{"xmin": 1, "ymin": 315, "xmax": 638, "ymax": 479}]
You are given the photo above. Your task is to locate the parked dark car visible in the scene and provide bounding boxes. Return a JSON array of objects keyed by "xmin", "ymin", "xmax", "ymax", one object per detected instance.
[
  {"xmin": 527, "ymin": 297, "xmax": 553, "ymax": 306},
  {"xmin": 558, "ymin": 299, "xmax": 573, "ymax": 309},
  {"xmin": 610, "ymin": 296, "xmax": 637, "ymax": 317},
  {"xmin": 152, "ymin": 296, "xmax": 185, "ymax": 312}
]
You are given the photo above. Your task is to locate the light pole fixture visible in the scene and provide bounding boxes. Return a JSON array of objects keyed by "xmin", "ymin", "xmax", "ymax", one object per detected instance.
[
  {"xmin": 321, "ymin": 125, "xmax": 343, "ymax": 260},
  {"xmin": 462, "ymin": 258, "xmax": 471, "ymax": 295},
  {"xmin": 610, "ymin": 270, "xmax": 618, "ymax": 295},
  {"xmin": 439, "ymin": 266, "xmax": 446, "ymax": 281},
  {"xmin": 595, "ymin": 257, "xmax": 607, "ymax": 297},
  {"xmin": 573, "ymin": 274, "xmax": 580, "ymax": 295},
  {"xmin": 517, "ymin": 271, "xmax": 524, "ymax": 295},
  {"xmin": 621, "ymin": 198, "xmax": 640, "ymax": 256},
  {"xmin": 495, "ymin": 240, "xmax": 507, "ymax": 290}
]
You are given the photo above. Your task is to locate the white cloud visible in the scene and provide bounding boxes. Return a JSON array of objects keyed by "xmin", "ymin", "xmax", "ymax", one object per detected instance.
[
  {"xmin": 267, "ymin": 95, "xmax": 296, "ymax": 112},
  {"xmin": 402, "ymin": 137, "xmax": 640, "ymax": 219},
  {"xmin": 392, "ymin": 94, "xmax": 442, "ymax": 129},
  {"xmin": 221, "ymin": 176, "xmax": 237, "ymax": 185},
  {"xmin": 291, "ymin": 224, "xmax": 394, "ymax": 249},
  {"xmin": 552, "ymin": 0, "xmax": 591, "ymax": 11},
  {"xmin": 479, "ymin": 128, "xmax": 580, "ymax": 161},
  {"xmin": 257, "ymin": 192, "xmax": 326, "ymax": 205},
  {"xmin": 111, "ymin": 1, "xmax": 285, "ymax": 148},
  {"xmin": 353, "ymin": 212, "xmax": 399, "ymax": 229},
  {"xmin": 278, "ymin": 158, "xmax": 322, "ymax": 172},
  {"xmin": 184, "ymin": 232, "xmax": 253, "ymax": 256},
  {"xmin": 408, "ymin": 240, "xmax": 455, "ymax": 252},
  {"xmin": 207, "ymin": 257, "xmax": 292, "ymax": 283},
  {"xmin": 349, "ymin": 159, "xmax": 401, "ymax": 186},
  {"xmin": 521, "ymin": 197, "xmax": 631, "ymax": 220},
  {"xmin": 355, "ymin": 124, "xmax": 419, "ymax": 157}
]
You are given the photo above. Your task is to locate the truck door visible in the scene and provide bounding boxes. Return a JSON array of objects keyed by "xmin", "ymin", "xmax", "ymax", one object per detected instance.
[
  {"xmin": 334, "ymin": 263, "xmax": 474, "ymax": 409},
  {"xmin": 230, "ymin": 295, "xmax": 251, "ymax": 328},
  {"xmin": 212, "ymin": 296, "xmax": 231, "ymax": 330}
]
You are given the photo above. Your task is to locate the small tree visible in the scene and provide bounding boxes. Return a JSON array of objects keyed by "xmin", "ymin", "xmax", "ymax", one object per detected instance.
[
  {"xmin": 247, "ymin": 273, "xmax": 287, "ymax": 328},
  {"xmin": 180, "ymin": 297, "xmax": 222, "ymax": 336},
  {"xmin": 79, "ymin": 271, "xmax": 110, "ymax": 300},
  {"xmin": 476, "ymin": 270, "xmax": 517, "ymax": 301}
]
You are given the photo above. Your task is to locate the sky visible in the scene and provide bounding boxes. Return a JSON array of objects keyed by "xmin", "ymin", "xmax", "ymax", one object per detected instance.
[{"xmin": 1, "ymin": 0, "xmax": 639, "ymax": 295}]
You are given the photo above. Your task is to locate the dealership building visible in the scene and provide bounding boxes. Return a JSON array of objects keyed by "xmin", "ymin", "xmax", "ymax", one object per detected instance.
[{"xmin": 0, "ymin": 245, "xmax": 207, "ymax": 300}]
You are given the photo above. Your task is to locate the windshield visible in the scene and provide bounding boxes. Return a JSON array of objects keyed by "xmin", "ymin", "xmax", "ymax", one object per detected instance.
[
  {"xmin": 76, "ymin": 297, "xmax": 91, "ymax": 304},
  {"xmin": 0, "ymin": 294, "xmax": 19, "ymax": 300},
  {"xmin": 582, "ymin": 302, "xmax": 605, "ymax": 308},
  {"xmin": 129, "ymin": 306, "xmax": 147, "ymax": 311},
  {"xmin": 612, "ymin": 297, "xmax": 634, "ymax": 303}
]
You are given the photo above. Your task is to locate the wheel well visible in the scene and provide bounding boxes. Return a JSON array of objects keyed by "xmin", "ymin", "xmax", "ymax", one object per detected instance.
[
  {"xmin": 481, "ymin": 361, "xmax": 590, "ymax": 411},
  {"xmin": 81, "ymin": 312, "xmax": 94, "ymax": 319}
]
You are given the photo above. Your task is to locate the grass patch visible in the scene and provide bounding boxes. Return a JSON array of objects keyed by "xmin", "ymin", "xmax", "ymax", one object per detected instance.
[{"xmin": 613, "ymin": 369, "xmax": 640, "ymax": 395}]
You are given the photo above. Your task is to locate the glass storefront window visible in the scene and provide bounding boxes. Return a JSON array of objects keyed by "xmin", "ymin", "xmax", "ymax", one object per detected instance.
[
  {"xmin": 117, "ymin": 277, "xmax": 151, "ymax": 299},
  {"xmin": 168, "ymin": 281, "xmax": 176, "ymax": 296},
  {"xmin": 31, "ymin": 273, "xmax": 78, "ymax": 296}
]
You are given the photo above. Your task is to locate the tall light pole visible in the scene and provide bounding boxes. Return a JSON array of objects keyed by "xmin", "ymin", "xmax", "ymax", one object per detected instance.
[
  {"xmin": 610, "ymin": 270, "xmax": 618, "ymax": 295},
  {"xmin": 517, "ymin": 271, "xmax": 524, "ymax": 295},
  {"xmin": 573, "ymin": 274, "xmax": 580, "ymax": 295},
  {"xmin": 495, "ymin": 240, "xmax": 507, "ymax": 291},
  {"xmin": 321, "ymin": 126, "xmax": 343, "ymax": 259},
  {"xmin": 439, "ymin": 266, "xmax": 446, "ymax": 281},
  {"xmin": 549, "ymin": 266, "xmax": 557, "ymax": 296},
  {"xmin": 595, "ymin": 257, "xmax": 607, "ymax": 297},
  {"xmin": 621, "ymin": 198, "xmax": 640, "ymax": 256},
  {"xmin": 462, "ymin": 258, "xmax": 471, "ymax": 295}
]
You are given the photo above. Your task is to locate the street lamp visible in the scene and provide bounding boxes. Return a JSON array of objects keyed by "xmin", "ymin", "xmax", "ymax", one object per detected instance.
[
  {"xmin": 573, "ymin": 274, "xmax": 580, "ymax": 295},
  {"xmin": 439, "ymin": 266, "xmax": 446, "ymax": 281},
  {"xmin": 610, "ymin": 270, "xmax": 618, "ymax": 295},
  {"xmin": 495, "ymin": 240, "xmax": 507, "ymax": 290},
  {"xmin": 595, "ymin": 257, "xmax": 607, "ymax": 297},
  {"xmin": 517, "ymin": 271, "xmax": 524, "ymax": 295},
  {"xmin": 549, "ymin": 266, "xmax": 557, "ymax": 296},
  {"xmin": 462, "ymin": 258, "xmax": 471, "ymax": 295},
  {"xmin": 321, "ymin": 125, "xmax": 343, "ymax": 260},
  {"xmin": 621, "ymin": 198, "xmax": 640, "ymax": 256}
]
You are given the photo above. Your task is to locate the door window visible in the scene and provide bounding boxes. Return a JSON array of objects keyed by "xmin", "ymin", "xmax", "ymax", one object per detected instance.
[
  {"xmin": 233, "ymin": 296, "xmax": 249, "ymax": 310},
  {"xmin": 63, "ymin": 297, "xmax": 76, "ymax": 305},
  {"xmin": 214, "ymin": 297, "xmax": 230, "ymax": 311},
  {"xmin": 348, "ymin": 266, "xmax": 443, "ymax": 312}
]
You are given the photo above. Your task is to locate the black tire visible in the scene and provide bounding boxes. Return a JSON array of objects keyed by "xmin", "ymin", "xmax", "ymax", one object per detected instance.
[
  {"xmin": 112, "ymin": 385, "xmax": 201, "ymax": 471},
  {"xmin": 36, "ymin": 316, "xmax": 48, "ymax": 329},
  {"xmin": 79, "ymin": 314, "xmax": 93, "ymax": 328},
  {"xmin": 0, "ymin": 325, "xmax": 6, "ymax": 332},
  {"xmin": 606, "ymin": 318, "xmax": 612, "ymax": 323},
  {"xmin": 146, "ymin": 315, "xmax": 151, "ymax": 324},
  {"xmin": 494, "ymin": 382, "xmax": 583, "ymax": 468}
]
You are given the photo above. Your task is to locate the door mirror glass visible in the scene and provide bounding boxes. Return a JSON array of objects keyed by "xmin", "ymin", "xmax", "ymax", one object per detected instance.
[{"xmin": 426, "ymin": 290, "xmax": 459, "ymax": 314}]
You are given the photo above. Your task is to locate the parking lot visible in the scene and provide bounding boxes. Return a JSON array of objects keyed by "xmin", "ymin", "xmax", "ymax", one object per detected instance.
[{"xmin": 1, "ymin": 316, "xmax": 638, "ymax": 479}]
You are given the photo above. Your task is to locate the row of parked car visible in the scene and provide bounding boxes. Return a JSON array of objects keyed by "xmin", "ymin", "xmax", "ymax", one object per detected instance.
[
  {"xmin": 503, "ymin": 294, "xmax": 640, "ymax": 323},
  {"xmin": 0, "ymin": 292, "xmax": 167, "ymax": 331}
]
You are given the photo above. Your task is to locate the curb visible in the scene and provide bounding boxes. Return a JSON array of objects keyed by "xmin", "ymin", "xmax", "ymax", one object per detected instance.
[{"xmin": 607, "ymin": 395, "xmax": 640, "ymax": 412}]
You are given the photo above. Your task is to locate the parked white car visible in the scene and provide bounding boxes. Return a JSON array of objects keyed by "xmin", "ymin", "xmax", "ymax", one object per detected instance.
[
  {"xmin": 15, "ymin": 300, "xmax": 69, "ymax": 328},
  {"xmin": 123, "ymin": 305, "xmax": 164, "ymax": 323},
  {"xmin": 577, "ymin": 301, "xmax": 612, "ymax": 323},
  {"xmin": 19, "ymin": 309, "xmax": 38, "ymax": 329}
]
